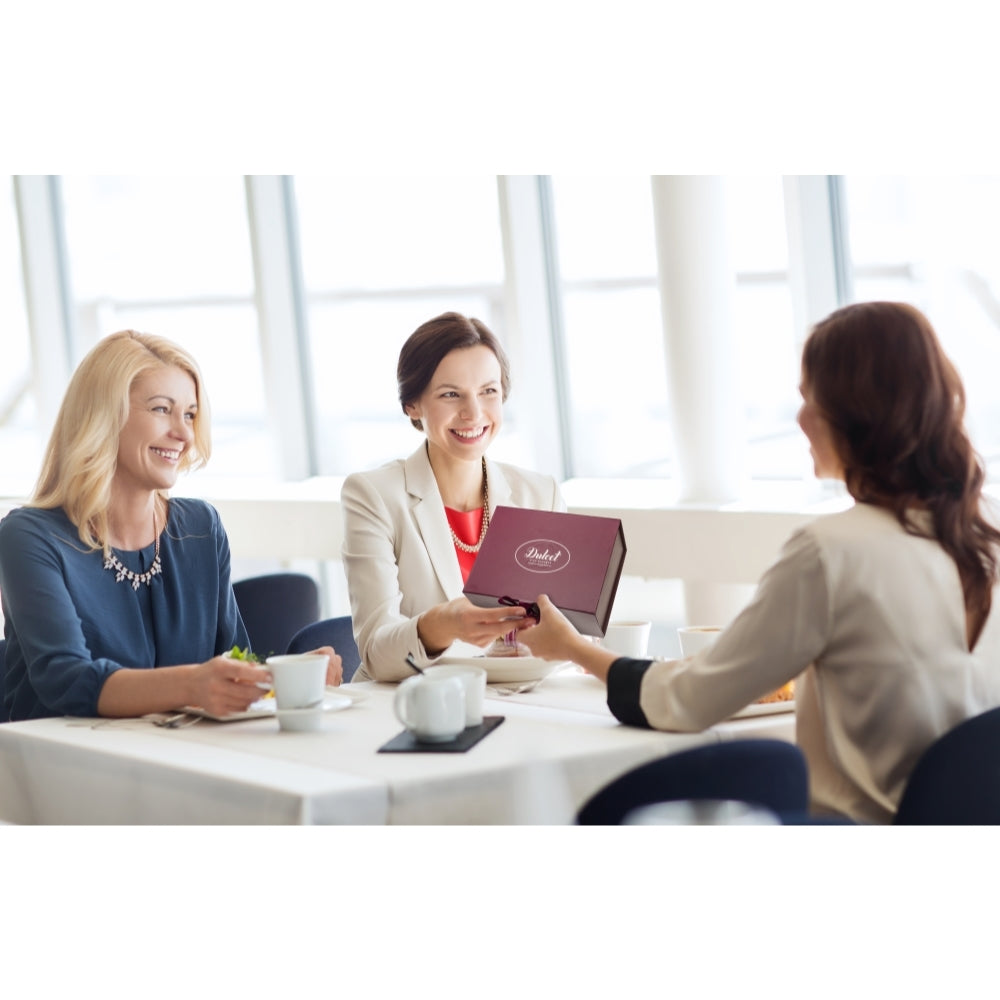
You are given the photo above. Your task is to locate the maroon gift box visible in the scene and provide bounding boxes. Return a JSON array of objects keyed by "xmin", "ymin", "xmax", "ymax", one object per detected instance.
[{"xmin": 463, "ymin": 506, "xmax": 627, "ymax": 637}]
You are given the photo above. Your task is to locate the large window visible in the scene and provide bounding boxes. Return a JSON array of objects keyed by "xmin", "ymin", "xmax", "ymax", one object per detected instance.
[
  {"xmin": 13, "ymin": 173, "xmax": 1000, "ymax": 498},
  {"xmin": 844, "ymin": 175, "xmax": 1000, "ymax": 475},
  {"xmin": 59, "ymin": 176, "xmax": 275, "ymax": 478},
  {"xmin": 294, "ymin": 176, "xmax": 510, "ymax": 476},
  {"xmin": 551, "ymin": 175, "xmax": 666, "ymax": 477}
]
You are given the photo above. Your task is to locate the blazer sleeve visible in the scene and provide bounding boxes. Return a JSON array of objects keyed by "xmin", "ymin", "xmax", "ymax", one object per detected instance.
[
  {"xmin": 341, "ymin": 471, "xmax": 438, "ymax": 682},
  {"xmin": 636, "ymin": 527, "xmax": 831, "ymax": 731}
]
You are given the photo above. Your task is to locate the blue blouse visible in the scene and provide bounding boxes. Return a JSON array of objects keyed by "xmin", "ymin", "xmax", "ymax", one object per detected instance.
[{"xmin": 0, "ymin": 498, "xmax": 250, "ymax": 721}]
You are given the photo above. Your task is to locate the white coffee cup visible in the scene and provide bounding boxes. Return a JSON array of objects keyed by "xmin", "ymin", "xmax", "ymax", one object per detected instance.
[
  {"xmin": 266, "ymin": 653, "xmax": 327, "ymax": 731},
  {"xmin": 602, "ymin": 620, "xmax": 652, "ymax": 658},
  {"xmin": 394, "ymin": 673, "xmax": 466, "ymax": 743},
  {"xmin": 424, "ymin": 665, "xmax": 487, "ymax": 726},
  {"xmin": 677, "ymin": 626, "xmax": 722, "ymax": 657}
]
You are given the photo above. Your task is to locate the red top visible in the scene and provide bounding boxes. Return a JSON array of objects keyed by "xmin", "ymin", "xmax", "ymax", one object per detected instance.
[{"xmin": 445, "ymin": 506, "xmax": 485, "ymax": 583}]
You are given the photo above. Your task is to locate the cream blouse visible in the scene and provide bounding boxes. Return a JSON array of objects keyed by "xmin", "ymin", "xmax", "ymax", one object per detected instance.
[{"xmin": 621, "ymin": 502, "xmax": 1000, "ymax": 823}]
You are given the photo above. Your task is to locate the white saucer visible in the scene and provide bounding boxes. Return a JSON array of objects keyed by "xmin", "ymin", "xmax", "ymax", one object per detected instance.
[
  {"xmin": 438, "ymin": 654, "xmax": 570, "ymax": 684},
  {"xmin": 274, "ymin": 694, "xmax": 353, "ymax": 716}
]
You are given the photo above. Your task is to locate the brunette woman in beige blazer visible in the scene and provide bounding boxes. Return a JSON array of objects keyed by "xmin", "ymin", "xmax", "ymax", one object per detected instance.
[
  {"xmin": 524, "ymin": 302, "xmax": 1000, "ymax": 823},
  {"xmin": 342, "ymin": 312, "xmax": 566, "ymax": 683}
]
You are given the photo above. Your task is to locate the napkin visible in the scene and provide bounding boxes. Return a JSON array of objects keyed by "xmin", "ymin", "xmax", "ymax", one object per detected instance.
[{"xmin": 378, "ymin": 715, "xmax": 504, "ymax": 753}]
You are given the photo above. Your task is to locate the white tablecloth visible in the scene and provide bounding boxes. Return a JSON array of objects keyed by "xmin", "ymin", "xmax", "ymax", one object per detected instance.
[{"xmin": 0, "ymin": 670, "xmax": 795, "ymax": 825}]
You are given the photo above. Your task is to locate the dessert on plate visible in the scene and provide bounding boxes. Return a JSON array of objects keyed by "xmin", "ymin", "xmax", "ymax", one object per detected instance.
[{"xmin": 756, "ymin": 680, "xmax": 795, "ymax": 704}]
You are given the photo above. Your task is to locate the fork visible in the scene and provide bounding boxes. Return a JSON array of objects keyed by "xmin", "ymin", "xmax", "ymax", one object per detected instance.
[{"xmin": 150, "ymin": 712, "xmax": 201, "ymax": 729}]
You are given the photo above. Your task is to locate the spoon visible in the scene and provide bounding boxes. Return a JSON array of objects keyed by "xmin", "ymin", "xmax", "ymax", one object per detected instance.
[{"xmin": 405, "ymin": 654, "xmax": 425, "ymax": 676}]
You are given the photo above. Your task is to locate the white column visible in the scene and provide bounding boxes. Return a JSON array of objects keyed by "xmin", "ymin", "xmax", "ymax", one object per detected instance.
[
  {"xmin": 651, "ymin": 176, "xmax": 747, "ymax": 628},
  {"xmin": 13, "ymin": 175, "xmax": 74, "ymax": 439},
  {"xmin": 244, "ymin": 175, "xmax": 315, "ymax": 480},
  {"xmin": 651, "ymin": 175, "xmax": 744, "ymax": 503}
]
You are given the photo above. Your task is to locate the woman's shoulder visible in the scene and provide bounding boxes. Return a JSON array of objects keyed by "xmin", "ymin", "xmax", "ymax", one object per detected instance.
[
  {"xmin": 788, "ymin": 503, "xmax": 931, "ymax": 573},
  {"xmin": 0, "ymin": 505, "xmax": 74, "ymax": 543},
  {"xmin": 167, "ymin": 496, "xmax": 223, "ymax": 532},
  {"xmin": 798, "ymin": 502, "xmax": 895, "ymax": 539},
  {"xmin": 340, "ymin": 459, "xmax": 406, "ymax": 502}
]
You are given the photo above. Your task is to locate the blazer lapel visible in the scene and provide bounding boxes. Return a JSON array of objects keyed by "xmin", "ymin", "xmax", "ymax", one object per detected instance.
[{"xmin": 405, "ymin": 444, "xmax": 465, "ymax": 599}]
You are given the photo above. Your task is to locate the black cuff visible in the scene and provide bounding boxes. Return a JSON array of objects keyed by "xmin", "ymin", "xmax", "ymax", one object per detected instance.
[{"xmin": 606, "ymin": 657, "xmax": 654, "ymax": 728}]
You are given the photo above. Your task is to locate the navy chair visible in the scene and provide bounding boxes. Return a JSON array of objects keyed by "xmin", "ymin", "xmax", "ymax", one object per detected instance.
[
  {"xmin": 894, "ymin": 706, "xmax": 1000, "ymax": 825},
  {"xmin": 286, "ymin": 616, "xmax": 362, "ymax": 683},
  {"xmin": 0, "ymin": 638, "xmax": 8, "ymax": 723},
  {"xmin": 577, "ymin": 739, "xmax": 809, "ymax": 825},
  {"xmin": 232, "ymin": 573, "xmax": 320, "ymax": 660}
]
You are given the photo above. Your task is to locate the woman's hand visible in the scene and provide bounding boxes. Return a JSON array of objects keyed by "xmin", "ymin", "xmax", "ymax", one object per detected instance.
[
  {"xmin": 303, "ymin": 645, "xmax": 343, "ymax": 686},
  {"xmin": 516, "ymin": 594, "xmax": 583, "ymax": 661},
  {"xmin": 519, "ymin": 595, "xmax": 618, "ymax": 682},
  {"xmin": 187, "ymin": 655, "xmax": 273, "ymax": 716},
  {"xmin": 417, "ymin": 597, "xmax": 529, "ymax": 656}
]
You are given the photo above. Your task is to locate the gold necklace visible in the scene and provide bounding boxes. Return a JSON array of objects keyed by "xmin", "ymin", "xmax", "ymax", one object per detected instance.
[
  {"xmin": 449, "ymin": 458, "xmax": 490, "ymax": 554},
  {"xmin": 103, "ymin": 509, "xmax": 163, "ymax": 590}
]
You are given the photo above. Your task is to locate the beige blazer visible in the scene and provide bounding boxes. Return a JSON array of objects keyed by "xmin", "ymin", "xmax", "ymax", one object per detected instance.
[
  {"xmin": 635, "ymin": 502, "xmax": 1000, "ymax": 823},
  {"xmin": 341, "ymin": 444, "xmax": 566, "ymax": 682}
]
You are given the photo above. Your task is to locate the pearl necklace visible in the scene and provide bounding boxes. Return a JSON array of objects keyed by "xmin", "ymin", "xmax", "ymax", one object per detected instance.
[
  {"xmin": 103, "ymin": 511, "xmax": 163, "ymax": 591},
  {"xmin": 449, "ymin": 458, "xmax": 490, "ymax": 554}
]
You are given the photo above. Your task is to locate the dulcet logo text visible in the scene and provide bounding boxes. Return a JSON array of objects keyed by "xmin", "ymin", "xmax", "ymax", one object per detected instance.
[{"xmin": 514, "ymin": 539, "xmax": 570, "ymax": 574}]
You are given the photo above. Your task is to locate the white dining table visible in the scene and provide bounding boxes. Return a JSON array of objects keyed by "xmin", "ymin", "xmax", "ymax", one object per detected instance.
[{"xmin": 0, "ymin": 668, "xmax": 796, "ymax": 825}]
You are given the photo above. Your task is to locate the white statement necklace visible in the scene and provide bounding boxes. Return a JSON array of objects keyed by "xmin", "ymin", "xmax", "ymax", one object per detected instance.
[
  {"xmin": 449, "ymin": 458, "xmax": 490, "ymax": 554},
  {"xmin": 103, "ymin": 511, "xmax": 163, "ymax": 591}
]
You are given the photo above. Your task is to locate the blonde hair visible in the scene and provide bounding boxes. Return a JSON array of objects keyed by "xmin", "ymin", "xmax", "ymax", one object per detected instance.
[{"xmin": 30, "ymin": 329, "xmax": 212, "ymax": 554}]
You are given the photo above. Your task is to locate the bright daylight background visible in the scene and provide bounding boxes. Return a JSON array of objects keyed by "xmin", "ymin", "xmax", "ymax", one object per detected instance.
[
  {"xmin": 6, "ymin": 176, "xmax": 1000, "ymax": 486},
  {"xmin": 5, "ymin": 174, "xmax": 1000, "ymax": 650}
]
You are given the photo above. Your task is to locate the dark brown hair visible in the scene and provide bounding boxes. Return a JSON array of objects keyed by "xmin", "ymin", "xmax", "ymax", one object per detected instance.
[
  {"xmin": 802, "ymin": 301, "xmax": 1000, "ymax": 638},
  {"xmin": 397, "ymin": 312, "xmax": 511, "ymax": 430}
]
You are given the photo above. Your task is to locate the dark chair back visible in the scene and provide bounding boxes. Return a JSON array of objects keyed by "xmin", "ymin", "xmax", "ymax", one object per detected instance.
[
  {"xmin": 577, "ymin": 739, "xmax": 809, "ymax": 825},
  {"xmin": 232, "ymin": 573, "xmax": 320, "ymax": 660},
  {"xmin": 287, "ymin": 616, "xmax": 362, "ymax": 683},
  {"xmin": 0, "ymin": 638, "xmax": 8, "ymax": 723},
  {"xmin": 894, "ymin": 706, "xmax": 1000, "ymax": 825}
]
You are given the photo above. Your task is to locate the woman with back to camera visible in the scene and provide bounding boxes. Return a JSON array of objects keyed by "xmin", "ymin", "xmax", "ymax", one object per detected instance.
[
  {"xmin": 522, "ymin": 301, "xmax": 1000, "ymax": 823},
  {"xmin": 0, "ymin": 329, "xmax": 341, "ymax": 722},
  {"xmin": 341, "ymin": 311, "xmax": 566, "ymax": 683}
]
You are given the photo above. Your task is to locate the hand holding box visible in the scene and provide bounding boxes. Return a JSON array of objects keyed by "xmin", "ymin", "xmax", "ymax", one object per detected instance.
[{"xmin": 463, "ymin": 506, "xmax": 627, "ymax": 637}]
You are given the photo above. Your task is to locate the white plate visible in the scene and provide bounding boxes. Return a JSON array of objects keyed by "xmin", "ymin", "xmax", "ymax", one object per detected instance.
[
  {"xmin": 181, "ymin": 693, "xmax": 352, "ymax": 722},
  {"xmin": 730, "ymin": 699, "xmax": 796, "ymax": 720},
  {"xmin": 438, "ymin": 655, "xmax": 570, "ymax": 685}
]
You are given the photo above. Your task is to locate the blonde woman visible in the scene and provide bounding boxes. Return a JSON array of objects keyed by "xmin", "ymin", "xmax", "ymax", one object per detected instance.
[{"xmin": 0, "ymin": 330, "xmax": 340, "ymax": 721}]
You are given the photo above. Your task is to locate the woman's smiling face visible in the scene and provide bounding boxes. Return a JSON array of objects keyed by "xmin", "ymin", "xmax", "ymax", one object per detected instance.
[
  {"xmin": 114, "ymin": 365, "xmax": 198, "ymax": 495},
  {"xmin": 405, "ymin": 345, "xmax": 503, "ymax": 466}
]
